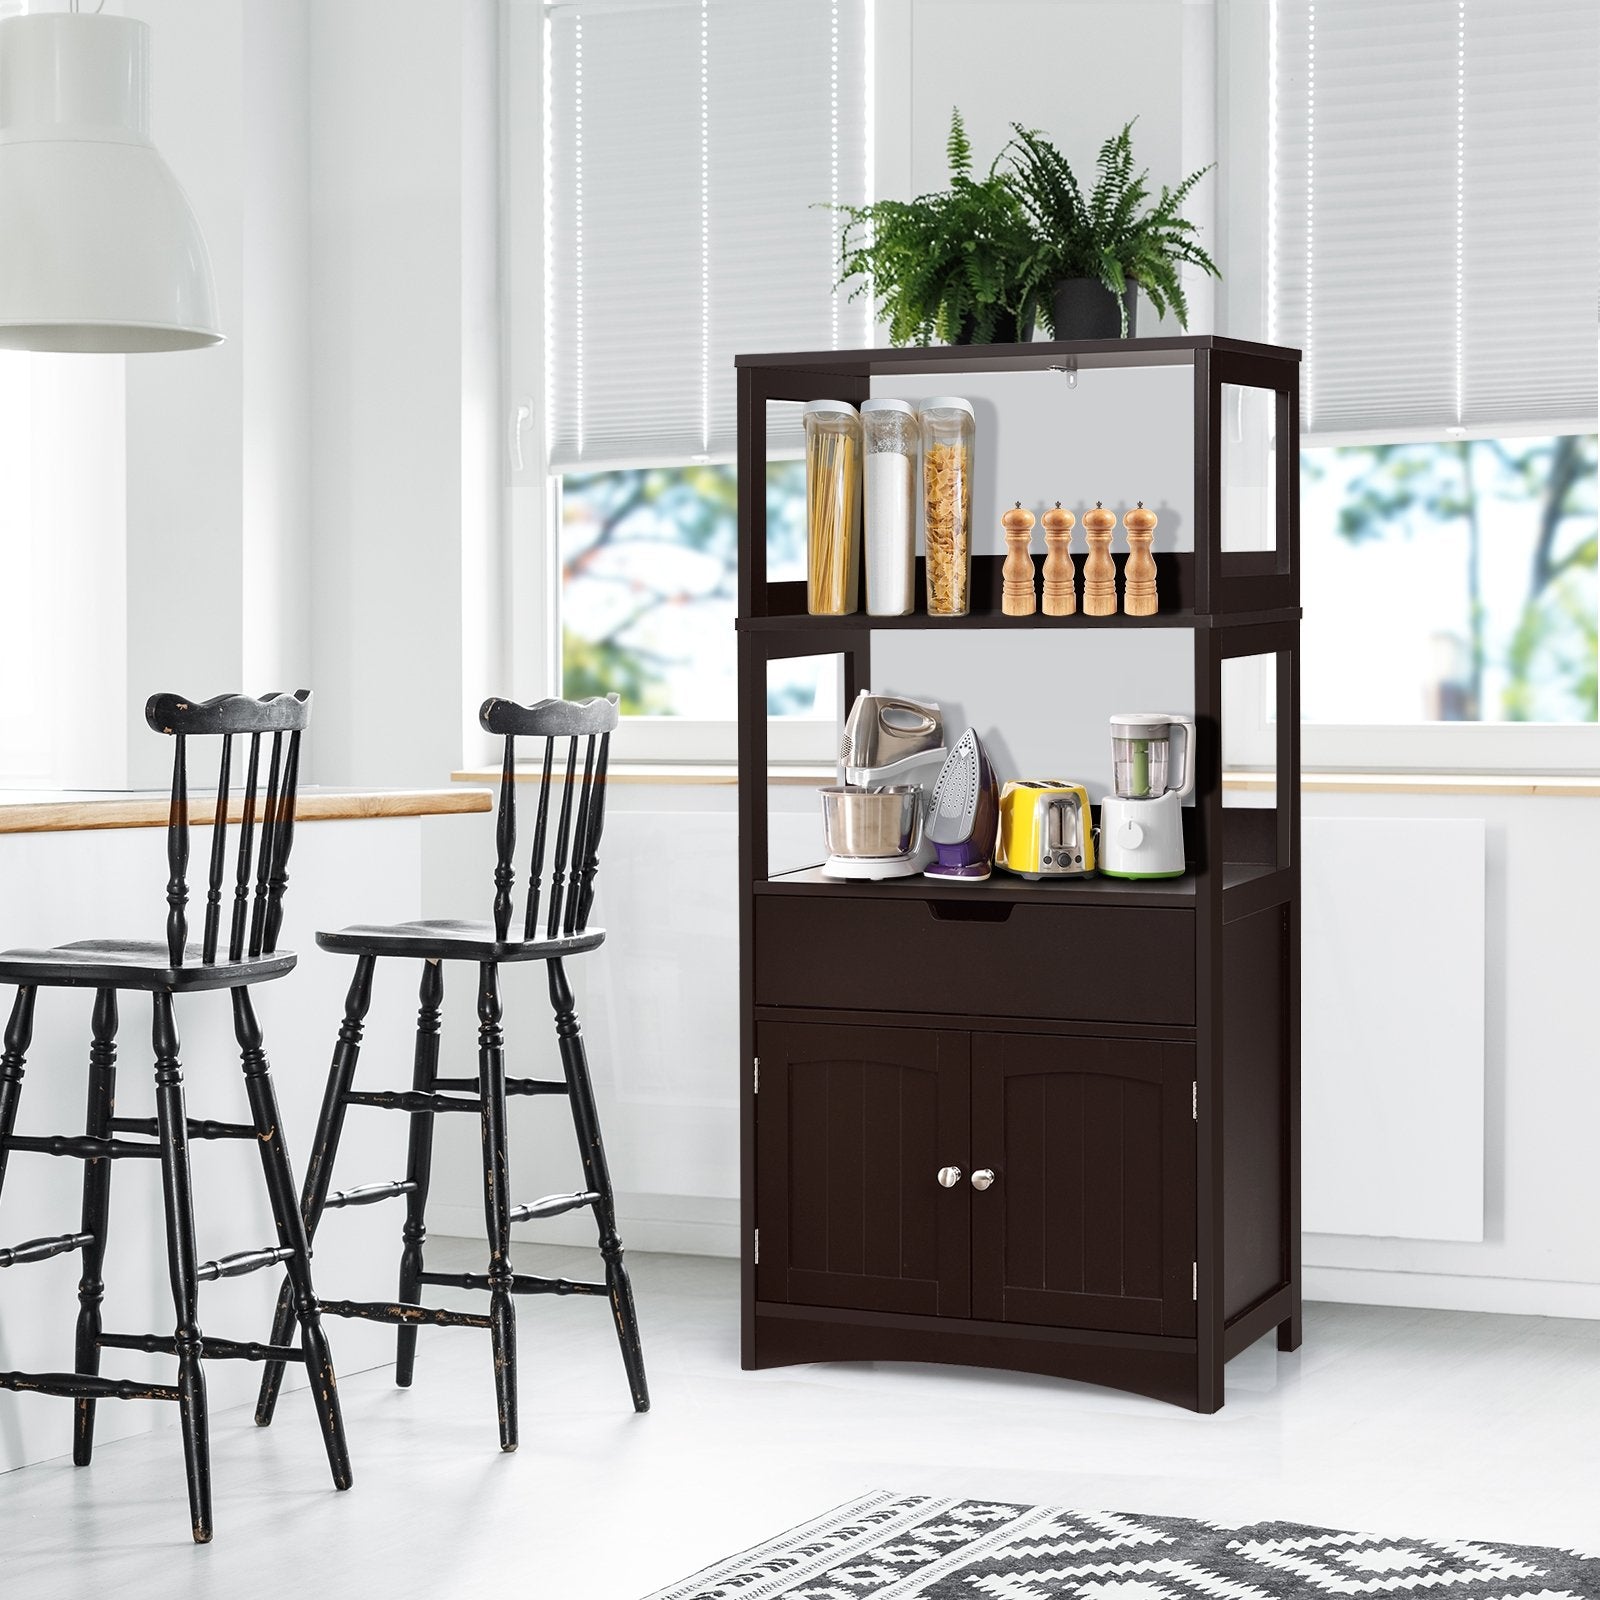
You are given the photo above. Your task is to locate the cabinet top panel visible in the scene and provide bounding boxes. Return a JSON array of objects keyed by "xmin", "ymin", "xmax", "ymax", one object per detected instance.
[{"xmin": 734, "ymin": 335, "xmax": 1301, "ymax": 375}]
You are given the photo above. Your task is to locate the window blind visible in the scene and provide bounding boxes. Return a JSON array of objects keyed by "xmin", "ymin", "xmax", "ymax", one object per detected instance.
[
  {"xmin": 547, "ymin": 0, "xmax": 870, "ymax": 471},
  {"xmin": 1271, "ymin": 0, "xmax": 1599, "ymax": 440}
]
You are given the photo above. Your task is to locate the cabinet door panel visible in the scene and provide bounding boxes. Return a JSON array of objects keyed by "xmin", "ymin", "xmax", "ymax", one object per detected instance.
[
  {"xmin": 972, "ymin": 1034, "xmax": 1194, "ymax": 1335},
  {"xmin": 756, "ymin": 1022, "xmax": 969, "ymax": 1318}
]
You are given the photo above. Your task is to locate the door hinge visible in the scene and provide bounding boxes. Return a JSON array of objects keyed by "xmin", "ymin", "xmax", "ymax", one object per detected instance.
[
  {"xmin": 1192, "ymin": 1261, "xmax": 1198, "ymax": 1300},
  {"xmin": 1192, "ymin": 1081, "xmax": 1197, "ymax": 1120},
  {"xmin": 753, "ymin": 1057, "xmax": 760, "ymax": 1095},
  {"xmin": 753, "ymin": 1228, "xmax": 760, "ymax": 1265}
]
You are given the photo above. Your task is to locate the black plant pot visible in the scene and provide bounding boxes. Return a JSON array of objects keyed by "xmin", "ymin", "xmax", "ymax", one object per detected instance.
[
  {"xmin": 951, "ymin": 306, "xmax": 1036, "ymax": 345},
  {"xmin": 1050, "ymin": 278, "xmax": 1139, "ymax": 340}
]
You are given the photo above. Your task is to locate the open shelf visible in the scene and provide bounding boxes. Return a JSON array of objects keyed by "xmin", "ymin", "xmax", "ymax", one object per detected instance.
[
  {"xmin": 759, "ymin": 859, "xmax": 1280, "ymax": 910},
  {"xmin": 739, "ymin": 607, "xmax": 1202, "ymax": 632},
  {"xmin": 738, "ymin": 556, "xmax": 1300, "ymax": 633}
]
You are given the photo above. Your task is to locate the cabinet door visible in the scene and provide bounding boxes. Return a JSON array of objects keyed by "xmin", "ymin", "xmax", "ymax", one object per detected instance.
[
  {"xmin": 971, "ymin": 1033, "xmax": 1195, "ymax": 1336},
  {"xmin": 756, "ymin": 1022, "xmax": 970, "ymax": 1318}
]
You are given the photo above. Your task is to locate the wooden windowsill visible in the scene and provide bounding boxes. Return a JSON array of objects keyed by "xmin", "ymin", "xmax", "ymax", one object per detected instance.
[
  {"xmin": 0, "ymin": 786, "xmax": 493, "ymax": 836},
  {"xmin": 1227, "ymin": 771, "xmax": 1600, "ymax": 799},
  {"xmin": 452, "ymin": 762, "xmax": 1600, "ymax": 799}
]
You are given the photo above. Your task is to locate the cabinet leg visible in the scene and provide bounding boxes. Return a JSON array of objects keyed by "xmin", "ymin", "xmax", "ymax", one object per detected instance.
[
  {"xmin": 1277, "ymin": 1297, "xmax": 1303, "ymax": 1352},
  {"xmin": 1194, "ymin": 1348, "xmax": 1225, "ymax": 1414}
]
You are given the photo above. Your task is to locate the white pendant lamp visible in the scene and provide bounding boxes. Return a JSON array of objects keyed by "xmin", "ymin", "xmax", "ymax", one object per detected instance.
[{"xmin": 0, "ymin": 4, "xmax": 221, "ymax": 352}]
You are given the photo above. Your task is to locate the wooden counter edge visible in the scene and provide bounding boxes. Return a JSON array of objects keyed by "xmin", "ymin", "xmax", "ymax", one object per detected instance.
[{"xmin": 0, "ymin": 788, "xmax": 494, "ymax": 836}]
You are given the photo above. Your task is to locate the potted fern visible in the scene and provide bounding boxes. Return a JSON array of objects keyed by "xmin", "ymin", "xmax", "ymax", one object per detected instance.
[
  {"xmin": 1005, "ymin": 120, "xmax": 1220, "ymax": 339},
  {"xmin": 835, "ymin": 109, "xmax": 1043, "ymax": 345}
]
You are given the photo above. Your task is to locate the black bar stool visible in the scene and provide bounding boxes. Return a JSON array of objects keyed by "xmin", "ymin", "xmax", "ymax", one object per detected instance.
[
  {"xmin": 0, "ymin": 691, "xmax": 349, "ymax": 1543},
  {"xmin": 254, "ymin": 692, "xmax": 646, "ymax": 1451}
]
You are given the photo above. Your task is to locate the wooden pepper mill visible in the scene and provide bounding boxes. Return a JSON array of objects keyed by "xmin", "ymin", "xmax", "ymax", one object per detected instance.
[
  {"xmin": 1041, "ymin": 502, "xmax": 1076, "ymax": 616},
  {"xmin": 1082, "ymin": 501, "xmax": 1118, "ymax": 617},
  {"xmin": 1001, "ymin": 502, "xmax": 1037, "ymax": 616},
  {"xmin": 1122, "ymin": 501, "xmax": 1158, "ymax": 617}
]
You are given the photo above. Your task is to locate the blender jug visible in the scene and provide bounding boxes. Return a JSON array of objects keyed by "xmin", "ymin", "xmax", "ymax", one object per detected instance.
[{"xmin": 1110, "ymin": 714, "xmax": 1195, "ymax": 800}]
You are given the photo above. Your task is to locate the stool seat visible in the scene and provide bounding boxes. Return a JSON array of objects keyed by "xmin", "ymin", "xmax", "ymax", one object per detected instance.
[
  {"xmin": 316, "ymin": 919, "xmax": 604, "ymax": 963},
  {"xmin": 0, "ymin": 941, "xmax": 297, "ymax": 993}
]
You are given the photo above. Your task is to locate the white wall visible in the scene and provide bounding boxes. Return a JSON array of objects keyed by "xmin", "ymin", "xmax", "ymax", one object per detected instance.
[
  {"xmin": 1300, "ymin": 790, "xmax": 1600, "ymax": 1319},
  {"xmin": 306, "ymin": 0, "xmax": 503, "ymax": 791}
]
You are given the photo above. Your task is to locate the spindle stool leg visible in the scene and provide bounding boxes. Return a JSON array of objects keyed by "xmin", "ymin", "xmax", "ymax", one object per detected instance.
[
  {"xmin": 476, "ymin": 961, "xmax": 517, "ymax": 1451},
  {"xmin": 396, "ymin": 959, "xmax": 444, "ymax": 1387},
  {"xmin": 256, "ymin": 954, "xmax": 375, "ymax": 1427},
  {"xmin": 234, "ymin": 988, "xmax": 352, "ymax": 1491},
  {"xmin": 0, "ymin": 987, "xmax": 35, "ymax": 1207},
  {"xmin": 73, "ymin": 988, "xmax": 119, "ymax": 1465},
  {"xmin": 152, "ymin": 992, "xmax": 211, "ymax": 1544},
  {"xmin": 549, "ymin": 958, "xmax": 648, "ymax": 1412}
]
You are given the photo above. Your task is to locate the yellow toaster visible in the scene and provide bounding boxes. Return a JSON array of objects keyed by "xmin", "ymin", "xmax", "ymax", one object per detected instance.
[{"xmin": 996, "ymin": 781, "xmax": 1095, "ymax": 878}]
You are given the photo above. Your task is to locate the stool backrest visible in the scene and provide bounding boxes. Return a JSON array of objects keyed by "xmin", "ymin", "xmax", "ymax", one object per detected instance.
[
  {"xmin": 478, "ymin": 693, "xmax": 619, "ymax": 942},
  {"xmin": 144, "ymin": 691, "xmax": 313, "ymax": 967}
]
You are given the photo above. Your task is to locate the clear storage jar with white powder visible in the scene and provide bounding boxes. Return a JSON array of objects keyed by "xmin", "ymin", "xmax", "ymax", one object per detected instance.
[{"xmin": 860, "ymin": 399, "xmax": 917, "ymax": 616}]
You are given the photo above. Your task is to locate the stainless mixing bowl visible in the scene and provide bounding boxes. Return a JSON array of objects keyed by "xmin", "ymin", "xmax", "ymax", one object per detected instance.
[{"xmin": 819, "ymin": 785, "xmax": 921, "ymax": 858}]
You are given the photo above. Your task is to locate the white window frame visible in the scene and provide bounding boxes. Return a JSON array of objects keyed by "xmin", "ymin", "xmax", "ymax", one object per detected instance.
[
  {"xmin": 1218, "ymin": 0, "xmax": 1600, "ymax": 775},
  {"xmin": 502, "ymin": 0, "xmax": 858, "ymax": 766}
]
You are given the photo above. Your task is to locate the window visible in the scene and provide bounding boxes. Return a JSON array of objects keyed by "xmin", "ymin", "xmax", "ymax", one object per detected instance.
[
  {"xmin": 561, "ymin": 459, "xmax": 825, "ymax": 721},
  {"xmin": 541, "ymin": 0, "xmax": 870, "ymax": 753},
  {"xmin": 1228, "ymin": 0, "xmax": 1600, "ymax": 768},
  {"xmin": 1303, "ymin": 435, "xmax": 1597, "ymax": 727}
]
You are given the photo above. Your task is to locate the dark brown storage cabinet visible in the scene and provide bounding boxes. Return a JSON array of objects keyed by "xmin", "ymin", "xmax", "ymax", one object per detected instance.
[{"xmin": 736, "ymin": 336, "xmax": 1302, "ymax": 1412}]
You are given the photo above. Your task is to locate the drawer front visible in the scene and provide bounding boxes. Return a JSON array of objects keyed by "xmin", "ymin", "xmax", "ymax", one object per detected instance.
[{"xmin": 755, "ymin": 897, "xmax": 1194, "ymax": 1026}]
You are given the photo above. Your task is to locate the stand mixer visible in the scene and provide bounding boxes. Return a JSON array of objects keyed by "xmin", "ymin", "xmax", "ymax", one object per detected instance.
[
  {"xmin": 1097, "ymin": 712, "xmax": 1195, "ymax": 879},
  {"xmin": 819, "ymin": 692, "xmax": 947, "ymax": 879}
]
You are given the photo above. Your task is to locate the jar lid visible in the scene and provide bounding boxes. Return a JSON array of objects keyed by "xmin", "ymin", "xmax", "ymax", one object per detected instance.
[
  {"xmin": 802, "ymin": 399, "xmax": 860, "ymax": 418},
  {"xmin": 860, "ymin": 397, "xmax": 916, "ymax": 415},
  {"xmin": 1110, "ymin": 712, "xmax": 1175, "ymax": 738},
  {"xmin": 918, "ymin": 396, "xmax": 974, "ymax": 418}
]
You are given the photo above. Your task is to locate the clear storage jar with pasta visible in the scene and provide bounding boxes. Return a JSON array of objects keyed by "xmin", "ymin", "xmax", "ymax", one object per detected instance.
[
  {"xmin": 919, "ymin": 397, "xmax": 975, "ymax": 616},
  {"xmin": 803, "ymin": 400, "xmax": 862, "ymax": 615}
]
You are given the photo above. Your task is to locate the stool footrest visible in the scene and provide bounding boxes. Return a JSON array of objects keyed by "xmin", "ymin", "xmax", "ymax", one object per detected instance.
[
  {"xmin": 508, "ymin": 1190, "xmax": 600, "ymax": 1224},
  {"xmin": 0, "ymin": 1133, "xmax": 161, "ymax": 1161},
  {"xmin": 0, "ymin": 1370, "xmax": 180, "ymax": 1403},
  {"xmin": 418, "ymin": 1269, "xmax": 607, "ymax": 1297},
  {"xmin": 433, "ymin": 1076, "xmax": 569, "ymax": 1097},
  {"xmin": 343, "ymin": 1089, "xmax": 481, "ymax": 1114},
  {"xmin": 0, "ymin": 1231, "xmax": 94, "ymax": 1268},
  {"xmin": 319, "ymin": 1298, "xmax": 493, "ymax": 1330},
  {"xmin": 98, "ymin": 1331, "xmax": 305, "ymax": 1364},
  {"xmin": 110, "ymin": 1116, "xmax": 257, "ymax": 1142},
  {"xmin": 196, "ymin": 1246, "xmax": 294, "ymax": 1284},
  {"xmin": 321, "ymin": 1179, "xmax": 418, "ymax": 1211}
]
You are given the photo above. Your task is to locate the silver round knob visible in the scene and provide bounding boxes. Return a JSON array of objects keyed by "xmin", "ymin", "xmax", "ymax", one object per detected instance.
[
  {"xmin": 937, "ymin": 1166, "xmax": 962, "ymax": 1188},
  {"xmin": 970, "ymin": 1168, "xmax": 996, "ymax": 1192}
]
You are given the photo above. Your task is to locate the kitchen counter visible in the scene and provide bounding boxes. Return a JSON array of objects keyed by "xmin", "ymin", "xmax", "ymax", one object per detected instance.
[{"xmin": 0, "ymin": 785, "xmax": 492, "ymax": 834}]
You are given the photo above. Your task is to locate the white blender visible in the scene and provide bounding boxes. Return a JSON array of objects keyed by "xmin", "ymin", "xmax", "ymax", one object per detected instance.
[{"xmin": 1098, "ymin": 713, "xmax": 1195, "ymax": 880}]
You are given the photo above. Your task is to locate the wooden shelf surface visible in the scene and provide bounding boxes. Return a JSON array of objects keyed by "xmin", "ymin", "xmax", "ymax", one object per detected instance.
[
  {"xmin": 738, "ymin": 605, "xmax": 1301, "ymax": 634},
  {"xmin": 759, "ymin": 859, "xmax": 1279, "ymax": 911}
]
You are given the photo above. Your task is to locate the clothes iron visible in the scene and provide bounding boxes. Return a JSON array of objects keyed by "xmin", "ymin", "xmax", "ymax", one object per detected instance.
[{"xmin": 924, "ymin": 727, "xmax": 999, "ymax": 883}]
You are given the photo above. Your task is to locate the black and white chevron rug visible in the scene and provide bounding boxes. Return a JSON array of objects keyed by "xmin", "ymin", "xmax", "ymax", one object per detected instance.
[{"xmin": 643, "ymin": 1491, "xmax": 1600, "ymax": 1599}]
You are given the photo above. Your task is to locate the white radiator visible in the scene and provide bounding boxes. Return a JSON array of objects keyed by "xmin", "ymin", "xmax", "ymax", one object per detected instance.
[{"xmin": 1301, "ymin": 817, "xmax": 1486, "ymax": 1242}]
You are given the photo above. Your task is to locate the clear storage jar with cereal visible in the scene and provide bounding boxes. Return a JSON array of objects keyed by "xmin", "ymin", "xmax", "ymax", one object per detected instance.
[
  {"xmin": 803, "ymin": 400, "xmax": 863, "ymax": 615},
  {"xmin": 919, "ymin": 397, "xmax": 974, "ymax": 617}
]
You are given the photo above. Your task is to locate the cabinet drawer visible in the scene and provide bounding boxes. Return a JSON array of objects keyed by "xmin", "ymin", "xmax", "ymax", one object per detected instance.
[{"xmin": 755, "ymin": 897, "xmax": 1194, "ymax": 1026}]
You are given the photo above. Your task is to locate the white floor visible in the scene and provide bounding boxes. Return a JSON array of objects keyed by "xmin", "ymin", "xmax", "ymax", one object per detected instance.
[{"xmin": 5, "ymin": 1238, "xmax": 1599, "ymax": 1599}]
